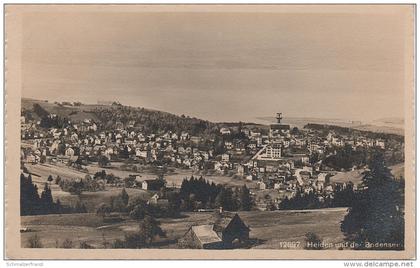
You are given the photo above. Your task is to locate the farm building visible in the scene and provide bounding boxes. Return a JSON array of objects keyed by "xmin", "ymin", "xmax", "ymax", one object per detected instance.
[{"xmin": 178, "ymin": 212, "xmax": 250, "ymax": 249}]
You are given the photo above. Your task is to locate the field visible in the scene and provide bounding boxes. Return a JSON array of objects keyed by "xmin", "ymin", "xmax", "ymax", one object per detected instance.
[
  {"xmin": 84, "ymin": 162, "xmax": 255, "ymax": 188},
  {"xmin": 21, "ymin": 208, "xmax": 348, "ymax": 249},
  {"xmin": 22, "ymin": 98, "xmax": 102, "ymax": 123},
  {"xmin": 328, "ymin": 163, "xmax": 405, "ymax": 185},
  {"xmin": 25, "ymin": 162, "xmax": 256, "ymax": 211},
  {"xmin": 25, "ymin": 163, "xmax": 152, "ymax": 211},
  {"xmin": 329, "ymin": 169, "xmax": 365, "ymax": 184},
  {"xmin": 26, "ymin": 162, "xmax": 255, "ymax": 189},
  {"xmin": 390, "ymin": 163, "xmax": 404, "ymax": 179}
]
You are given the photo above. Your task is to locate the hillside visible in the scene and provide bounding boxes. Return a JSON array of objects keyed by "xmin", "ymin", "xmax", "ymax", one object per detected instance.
[
  {"xmin": 22, "ymin": 98, "xmax": 218, "ymax": 136},
  {"xmin": 22, "ymin": 98, "xmax": 103, "ymax": 123},
  {"xmin": 23, "ymin": 98, "xmax": 403, "ymax": 137},
  {"xmin": 21, "ymin": 208, "xmax": 348, "ymax": 249}
]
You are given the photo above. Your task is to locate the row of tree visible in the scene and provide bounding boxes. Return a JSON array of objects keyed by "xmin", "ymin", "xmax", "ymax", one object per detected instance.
[
  {"xmin": 96, "ymin": 187, "xmax": 180, "ymax": 220},
  {"xmin": 179, "ymin": 176, "xmax": 252, "ymax": 211},
  {"xmin": 279, "ymin": 183, "xmax": 356, "ymax": 210},
  {"xmin": 324, "ymin": 145, "xmax": 369, "ymax": 171},
  {"xmin": 92, "ymin": 105, "xmax": 217, "ymax": 136},
  {"xmin": 341, "ymin": 153, "xmax": 404, "ymax": 250},
  {"xmin": 21, "ymin": 173, "xmax": 59, "ymax": 215},
  {"xmin": 21, "ymin": 173, "xmax": 88, "ymax": 215},
  {"xmin": 304, "ymin": 123, "xmax": 404, "ymax": 142},
  {"xmin": 57, "ymin": 175, "xmax": 105, "ymax": 195}
]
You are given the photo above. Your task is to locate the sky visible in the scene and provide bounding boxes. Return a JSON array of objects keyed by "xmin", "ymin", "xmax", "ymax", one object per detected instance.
[{"xmin": 21, "ymin": 6, "xmax": 411, "ymax": 123}]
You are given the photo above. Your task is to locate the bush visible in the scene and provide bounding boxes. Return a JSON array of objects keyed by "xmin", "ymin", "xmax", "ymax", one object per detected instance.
[
  {"xmin": 79, "ymin": 241, "xmax": 94, "ymax": 249},
  {"xmin": 123, "ymin": 233, "xmax": 147, "ymax": 249},
  {"xmin": 111, "ymin": 239, "xmax": 126, "ymax": 249},
  {"xmin": 27, "ymin": 234, "xmax": 43, "ymax": 248},
  {"xmin": 61, "ymin": 238, "xmax": 73, "ymax": 248}
]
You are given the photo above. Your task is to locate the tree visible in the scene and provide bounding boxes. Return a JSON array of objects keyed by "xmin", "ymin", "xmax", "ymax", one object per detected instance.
[
  {"xmin": 291, "ymin": 127, "xmax": 300, "ymax": 135},
  {"xmin": 61, "ymin": 238, "xmax": 73, "ymax": 248},
  {"xmin": 74, "ymin": 201, "xmax": 87, "ymax": 213},
  {"xmin": 96, "ymin": 203, "xmax": 111, "ymax": 220},
  {"xmin": 129, "ymin": 202, "xmax": 147, "ymax": 220},
  {"xmin": 21, "ymin": 173, "xmax": 40, "ymax": 215},
  {"xmin": 221, "ymin": 187, "xmax": 235, "ymax": 211},
  {"xmin": 111, "ymin": 239, "xmax": 127, "ymax": 249},
  {"xmin": 33, "ymin": 103, "xmax": 49, "ymax": 118},
  {"xmin": 27, "ymin": 234, "xmax": 43, "ymax": 248},
  {"xmin": 215, "ymin": 188, "xmax": 225, "ymax": 210},
  {"xmin": 55, "ymin": 175, "xmax": 61, "ymax": 185},
  {"xmin": 40, "ymin": 183, "xmax": 54, "ymax": 211},
  {"xmin": 110, "ymin": 196, "xmax": 126, "ymax": 212},
  {"xmin": 266, "ymin": 200, "xmax": 277, "ymax": 211},
  {"xmin": 120, "ymin": 188, "xmax": 129, "ymax": 206},
  {"xmin": 341, "ymin": 153, "xmax": 404, "ymax": 250},
  {"xmin": 332, "ymin": 183, "xmax": 355, "ymax": 208},
  {"xmin": 21, "ymin": 173, "xmax": 62, "ymax": 215},
  {"xmin": 179, "ymin": 176, "xmax": 222, "ymax": 211},
  {"xmin": 239, "ymin": 185, "xmax": 252, "ymax": 211},
  {"xmin": 98, "ymin": 155, "xmax": 110, "ymax": 167},
  {"xmin": 138, "ymin": 215, "xmax": 166, "ymax": 245},
  {"xmin": 167, "ymin": 191, "xmax": 181, "ymax": 217},
  {"xmin": 79, "ymin": 241, "xmax": 94, "ymax": 249},
  {"xmin": 122, "ymin": 232, "xmax": 146, "ymax": 249},
  {"xmin": 56, "ymin": 198, "xmax": 62, "ymax": 214}
]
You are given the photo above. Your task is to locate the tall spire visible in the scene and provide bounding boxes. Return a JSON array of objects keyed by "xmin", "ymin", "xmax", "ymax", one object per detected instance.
[{"xmin": 276, "ymin": 113, "xmax": 283, "ymax": 124}]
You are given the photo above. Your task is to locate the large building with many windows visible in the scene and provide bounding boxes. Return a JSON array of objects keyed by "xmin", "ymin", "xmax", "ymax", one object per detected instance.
[{"xmin": 265, "ymin": 142, "xmax": 282, "ymax": 159}]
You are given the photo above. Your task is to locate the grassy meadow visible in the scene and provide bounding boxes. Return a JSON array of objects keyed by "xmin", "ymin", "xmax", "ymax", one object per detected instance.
[{"xmin": 21, "ymin": 208, "xmax": 348, "ymax": 249}]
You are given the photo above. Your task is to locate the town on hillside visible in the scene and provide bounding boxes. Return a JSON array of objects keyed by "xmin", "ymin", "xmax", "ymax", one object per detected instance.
[{"xmin": 20, "ymin": 100, "xmax": 405, "ymax": 250}]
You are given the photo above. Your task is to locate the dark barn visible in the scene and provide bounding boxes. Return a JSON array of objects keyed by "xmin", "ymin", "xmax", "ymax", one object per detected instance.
[{"xmin": 178, "ymin": 212, "xmax": 250, "ymax": 249}]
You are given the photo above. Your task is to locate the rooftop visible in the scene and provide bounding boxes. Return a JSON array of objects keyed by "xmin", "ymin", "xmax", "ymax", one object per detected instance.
[{"xmin": 191, "ymin": 225, "xmax": 222, "ymax": 245}]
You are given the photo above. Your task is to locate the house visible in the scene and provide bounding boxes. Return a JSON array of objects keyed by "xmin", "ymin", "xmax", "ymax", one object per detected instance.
[
  {"xmin": 224, "ymin": 141, "xmax": 233, "ymax": 150},
  {"xmin": 201, "ymin": 152, "xmax": 209, "ymax": 161},
  {"xmin": 148, "ymin": 193, "xmax": 170, "ymax": 206},
  {"xmin": 221, "ymin": 153, "xmax": 230, "ymax": 162},
  {"xmin": 148, "ymin": 193, "xmax": 160, "ymax": 204},
  {"xmin": 171, "ymin": 133, "xmax": 179, "ymax": 140},
  {"xmin": 178, "ymin": 225, "xmax": 223, "ymax": 249},
  {"xmin": 237, "ymin": 165, "xmax": 245, "ymax": 176},
  {"xmin": 317, "ymin": 173, "xmax": 327, "ymax": 183},
  {"xmin": 220, "ymin": 128, "xmax": 231, "ymax": 135},
  {"xmin": 65, "ymin": 147, "xmax": 75, "ymax": 157},
  {"xmin": 178, "ymin": 212, "xmax": 250, "ymax": 249},
  {"xmin": 190, "ymin": 136, "xmax": 201, "ymax": 144},
  {"xmin": 241, "ymin": 174, "xmax": 251, "ymax": 181},
  {"xmin": 25, "ymin": 154, "xmax": 37, "ymax": 164},
  {"xmin": 104, "ymin": 147, "xmax": 114, "ymax": 159},
  {"xmin": 135, "ymin": 149, "xmax": 148, "ymax": 158},
  {"xmin": 375, "ymin": 139, "xmax": 385, "ymax": 149},
  {"xmin": 180, "ymin": 132, "xmax": 190, "ymax": 141},
  {"xmin": 257, "ymin": 181, "xmax": 266, "ymax": 190}
]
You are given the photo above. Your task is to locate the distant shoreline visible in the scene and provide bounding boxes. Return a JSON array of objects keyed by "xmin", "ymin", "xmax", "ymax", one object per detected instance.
[{"xmin": 21, "ymin": 97, "xmax": 404, "ymax": 136}]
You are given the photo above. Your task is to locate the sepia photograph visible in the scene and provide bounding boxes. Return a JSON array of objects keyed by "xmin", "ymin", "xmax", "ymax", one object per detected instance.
[{"xmin": 4, "ymin": 4, "xmax": 416, "ymax": 260}]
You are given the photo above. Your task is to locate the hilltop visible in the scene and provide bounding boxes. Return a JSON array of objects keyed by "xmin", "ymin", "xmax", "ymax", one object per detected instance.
[
  {"xmin": 22, "ymin": 98, "xmax": 267, "ymax": 135},
  {"xmin": 256, "ymin": 116, "xmax": 404, "ymax": 136},
  {"xmin": 22, "ymin": 98, "xmax": 218, "ymax": 136}
]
